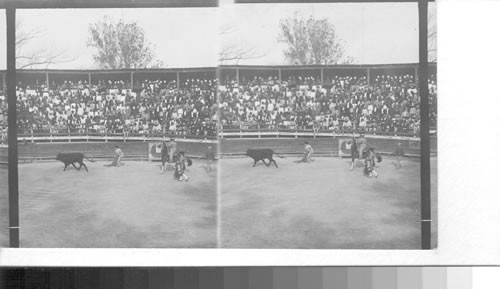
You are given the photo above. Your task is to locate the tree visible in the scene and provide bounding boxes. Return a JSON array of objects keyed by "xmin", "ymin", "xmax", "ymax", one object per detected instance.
[
  {"xmin": 88, "ymin": 16, "xmax": 164, "ymax": 69},
  {"xmin": 218, "ymin": 24, "xmax": 264, "ymax": 65},
  {"xmin": 16, "ymin": 19, "xmax": 73, "ymax": 69},
  {"xmin": 278, "ymin": 13, "xmax": 353, "ymax": 65}
]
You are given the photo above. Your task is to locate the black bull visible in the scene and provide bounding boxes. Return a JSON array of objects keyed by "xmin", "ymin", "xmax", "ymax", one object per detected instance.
[
  {"xmin": 245, "ymin": 149, "xmax": 283, "ymax": 168},
  {"xmin": 56, "ymin": 153, "xmax": 94, "ymax": 172}
]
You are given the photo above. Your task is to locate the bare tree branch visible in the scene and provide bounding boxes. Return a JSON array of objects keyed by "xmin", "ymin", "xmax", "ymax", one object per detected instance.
[
  {"xmin": 16, "ymin": 19, "xmax": 75, "ymax": 69},
  {"xmin": 428, "ymin": 7, "xmax": 437, "ymax": 63},
  {"xmin": 17, "ymin": 51, "xmax": 77, "ymax": 70},
  {"xmin": 218, "ymin": 44, "xmax": 265, "ymax": 65},
  {"xmin": 218, "ymin": 24, "xmax": 237, "ymax": 36}
]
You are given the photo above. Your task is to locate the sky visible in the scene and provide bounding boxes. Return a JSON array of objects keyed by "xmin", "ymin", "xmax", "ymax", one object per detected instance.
[
  {"xmin": 220, "ymin": 2, "xmax": 436, "ymax": 65},
  {"xmin": 0, "ymin": 7, "xmax": 218, "ymax": 69},
  {"xmin": 0, "ymin": 2, "xmax": 436, "ymax": 69}
]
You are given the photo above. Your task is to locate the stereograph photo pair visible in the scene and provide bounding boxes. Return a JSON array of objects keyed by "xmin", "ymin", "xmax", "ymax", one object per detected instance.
[{"xmin": 0, "ymin": 0, "xmax": 499, "ymax": 268}]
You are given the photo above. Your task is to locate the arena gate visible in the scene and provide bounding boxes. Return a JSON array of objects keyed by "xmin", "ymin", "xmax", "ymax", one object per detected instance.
[
  {"xmin": 148, "ymin": 143, "xmax": 164, "ymax": 161},
  {"xmin": 338, "ymin": 138, "xmax": 354, "ymax": 158}
]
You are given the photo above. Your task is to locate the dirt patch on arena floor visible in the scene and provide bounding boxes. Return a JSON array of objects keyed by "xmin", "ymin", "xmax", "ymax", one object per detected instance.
[
  {"xmin": 220, "ymin": 156, "xmax": 437, "ymax": 249},
  {"xmin": 18, "ymin": 160, "xmax": 217, "ymax": 248}
]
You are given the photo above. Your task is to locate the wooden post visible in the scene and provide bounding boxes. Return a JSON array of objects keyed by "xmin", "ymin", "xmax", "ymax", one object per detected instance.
[
  {"xmin": 88, "ymin": 73, "xmax": 92, "ymax": 86},
  {"xmin": 46, "ymin": 72, "xmax": 49, "ymax": 90},
  {"xmin": 367, "ymin": 68, "xmax": 371, "ymax": 86},
  {"xmin": 176, "ymin": 72, "xmax": 180, "ymax": 89},
  {"xmin": 418, "ymin": 0, "xmax": 431, "ymax": 250},
  {"xmin": 320, "ymin": 68, "xmax": 324, "ymax": 85},
  {"xmin": 6, "ymin": 5, "xmax": 19, "ymax": 248}
]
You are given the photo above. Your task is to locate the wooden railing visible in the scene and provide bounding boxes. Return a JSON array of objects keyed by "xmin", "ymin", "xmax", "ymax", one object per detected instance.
[
  {"xmin": 219, "ymin": 126, "xmax": 432, "ymax": 140},
  {"xmin": 15, "ymin": 129, "xmax": 217, "ymax": 143}
]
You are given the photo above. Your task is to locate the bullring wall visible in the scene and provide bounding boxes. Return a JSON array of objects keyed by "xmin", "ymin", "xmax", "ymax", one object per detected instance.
[
  {"xmin": 0, "ymin": 135, "xmax": 437, "ymax": 163},
  {"xmin": 13, "ymin": 141, "xmax": 215, "ymax": 162},
  {"xmin": 220, "ymin": 136, "xmax": 437, "ymax": 158}
]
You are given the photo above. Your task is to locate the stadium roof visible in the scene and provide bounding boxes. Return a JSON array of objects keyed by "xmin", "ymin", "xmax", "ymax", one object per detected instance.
[
  {"xmin": 0, "ymin": 63, "xmax": 437, "ymax": 74},
  {"xmin": 219, "ymin": 63, "xmax": 437, "ymax": 70},
  {"xmin": 0, "ymin": 0, "xmax": 218, "ymax": 9}
]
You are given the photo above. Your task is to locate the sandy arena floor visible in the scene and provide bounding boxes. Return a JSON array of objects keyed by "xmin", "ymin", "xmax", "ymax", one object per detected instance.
[
  {"xmin": 16, "ymin": 160, "xmax": 217, "ymax": 248},
  {"xmin": 221, "ymin": 156, "xmax": 437, "ymax": 249},
  {"xmin": 2, "ymin": 156, "xmax": 437, "ymax": 249}
]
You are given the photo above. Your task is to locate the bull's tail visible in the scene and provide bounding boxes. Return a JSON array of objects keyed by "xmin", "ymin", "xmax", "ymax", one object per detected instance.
[{"xmin": 85, "ymin": 156, "xmax": 96, "ymax": 163}]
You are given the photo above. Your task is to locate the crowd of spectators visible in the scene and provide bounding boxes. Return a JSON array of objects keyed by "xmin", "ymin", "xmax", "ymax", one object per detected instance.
[
  {"xmin": 8, "ymin": 78, "xmax": 217, "ymax": 139},
  {"xmin": 0, "ymin": 70, "xmax": 438, "ymax": 143},
  {"xmin": 219, "ymin": 73, "xmax": 437, "ymax": 136}
]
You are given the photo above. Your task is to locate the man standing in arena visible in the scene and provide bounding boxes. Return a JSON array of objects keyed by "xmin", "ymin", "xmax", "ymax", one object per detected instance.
[
  {"xmin": 364, "ymin": 148, "xmax": 378, "ymax": 178},
  {"xmin": 304, "ymin": 141, "xmax": 314, "ymax": 163},
  {"xmin": 174, "ymin": 152, "xmax": 189, "ymax": 182},
  {"xmin": 160, "ymin": 140, "xmax": 169, "ymax": 174},
  {"xmin": 168, "ymin": 137, "xmax": 177, "ymax": 164},
  {"xmin": 350, "ymin": 136, "xmax": 359, "ymax": 170},
  {"xmin": 114, "ymin": 145, "xmax": 124, "ymax": 167},
  {"xmin": 393, "ymin": 142, "xmax": 405, "ymax": 169},
  {"xmin": 205, "ymin": 146, "xmax": 215, "ymax": 172}
]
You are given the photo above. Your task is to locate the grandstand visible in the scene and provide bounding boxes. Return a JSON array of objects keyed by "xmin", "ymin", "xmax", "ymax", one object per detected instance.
[
  {"xmin": 219, "ymin": 63, "xmax": 437, "ymax": 139},
  {"xmin": 0, "ymin": 63, "xmax": 436, "ymax": 143},
  {"xmin": 0, "ymin": 67, "xmax": 217, "ymax": 143}
]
